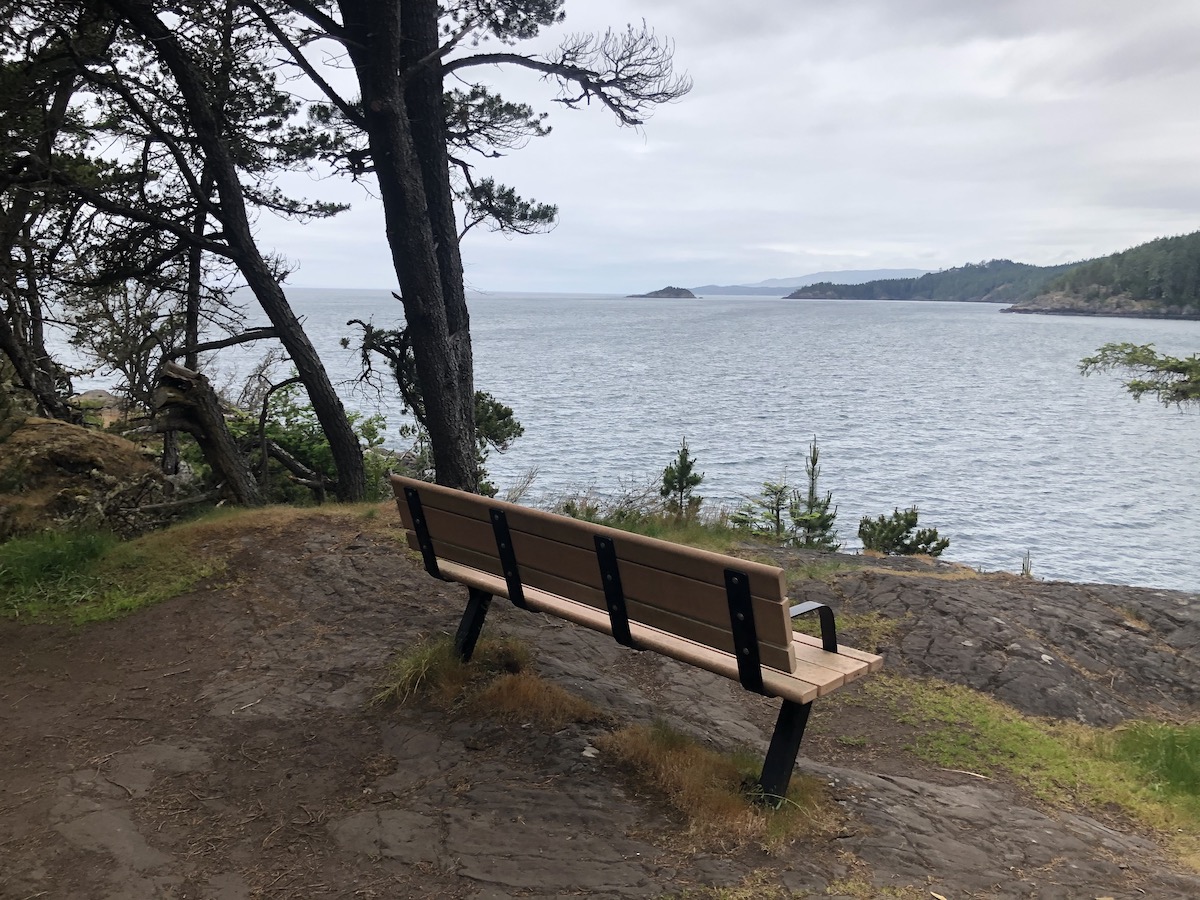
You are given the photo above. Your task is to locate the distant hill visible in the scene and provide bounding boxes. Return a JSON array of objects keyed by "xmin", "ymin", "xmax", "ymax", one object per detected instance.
[
  {"xmin": 1006, "ymin": 231, "xmax": 1200, "ymax": 319},
  {"xmin": 786, "ymin": 260, "xmax": 1079, "ymax": 303},
  {"xmin": 693, "ymin": 269, "xmax": 928, "ymax": 296}
]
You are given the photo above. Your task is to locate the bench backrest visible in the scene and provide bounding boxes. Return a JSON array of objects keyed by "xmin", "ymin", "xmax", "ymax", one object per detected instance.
[{"xmin": 391, "ymin": 475, "xmax": 798, "ymax": 674}]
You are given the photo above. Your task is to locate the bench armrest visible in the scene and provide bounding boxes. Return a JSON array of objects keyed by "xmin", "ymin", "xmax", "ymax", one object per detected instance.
[{"xmin": 789, "ymin": 601, "xmax": 838, "ymax": 653}]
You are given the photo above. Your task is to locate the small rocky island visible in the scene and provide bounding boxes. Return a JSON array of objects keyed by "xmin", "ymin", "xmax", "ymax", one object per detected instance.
[{"xmin": 626, "ymin": 285, "xmax": 696, "ymax": 299}]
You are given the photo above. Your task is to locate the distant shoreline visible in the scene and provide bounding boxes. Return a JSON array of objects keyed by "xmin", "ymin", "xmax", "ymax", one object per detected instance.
[{"xmin": 1001, "ymin": 307, "xmax": 1200, "ymax": 322}]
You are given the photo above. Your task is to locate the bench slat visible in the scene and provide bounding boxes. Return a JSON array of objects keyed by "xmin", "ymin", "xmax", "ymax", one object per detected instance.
[
  {"xmin": 404, "ymin": 532, "xmax": 798, "ymax": 671},
  {"xmin": 406, "ymin": 505, "xmax": 796, "ymax": 667},
  {"xmin": 793, "ymin": 633, "xmax": 884, "ymax": 671},
  {"xmin": 433, "ymin": 560, "xmax": 869, "ymax": 705},
  {"xmin": 397, "ymin": 478, "xmax": 788, "ymax": 604}
]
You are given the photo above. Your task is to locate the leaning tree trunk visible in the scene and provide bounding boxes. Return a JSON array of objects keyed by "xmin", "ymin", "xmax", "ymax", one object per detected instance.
[
  {"xmin": 154, "ymin": 362, "xmax": 262, "ymax": 506},
  {"xmin": 0, "ymin": 299, "xmax": 79, "ymax": 423},
  {"xmin": 339, "ymin": 0, "xmax": 478, "ymax": 491},
  {"xmin": 107, "ymin": 0, "xmax": 367, "ymax": 502}
]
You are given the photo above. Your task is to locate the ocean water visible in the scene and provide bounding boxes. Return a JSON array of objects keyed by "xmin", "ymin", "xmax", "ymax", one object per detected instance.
[{"xmin": 87, "ymin": 288, "xmax": 1200, "ymax": 591}]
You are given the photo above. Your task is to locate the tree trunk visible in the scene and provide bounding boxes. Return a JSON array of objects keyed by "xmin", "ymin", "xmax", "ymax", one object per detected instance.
[
  {"xmin": 154, "ymin": 362, "xmax": 262, "ymax": 506},
  {"xmin": 107, "ymin": 0, "xmax": 367, "ymax": 502},
  {"xmin": 0, "ymin": 298, "xmax": 79, "ymax": 423},
  {"xmin": 338, "ymin": 0, "xmax": 478, "ymax": 491}
]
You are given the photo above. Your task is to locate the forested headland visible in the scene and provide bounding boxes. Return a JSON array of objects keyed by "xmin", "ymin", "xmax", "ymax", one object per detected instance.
[
  {"xmin": 786, "ymin": 230, "xmax": 1200, "ymax": 320},
  {"xmin": 1006, "ymin": 231, "xmax": 1200, "ymax": 318},
  {"xmin": 785, "ymin": 259, "xmax": 1077, "ymax": 303}
]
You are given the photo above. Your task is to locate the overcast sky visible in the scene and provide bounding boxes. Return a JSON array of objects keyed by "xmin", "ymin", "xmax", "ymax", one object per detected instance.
[{"xmin": 263, "ymin": 0, "xmax": 1200, "ymax": 294}]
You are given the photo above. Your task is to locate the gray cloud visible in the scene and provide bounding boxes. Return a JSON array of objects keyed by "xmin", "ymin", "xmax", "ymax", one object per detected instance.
[{"xmin": 260, "ymin": 0, "xmax": 1200, "ymax": 293}]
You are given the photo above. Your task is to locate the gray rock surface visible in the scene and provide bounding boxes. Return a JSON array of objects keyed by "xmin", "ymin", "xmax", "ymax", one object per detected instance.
[{"xmin": 2, "ymin": 519, "xmax": 1197, "ymax": 899}]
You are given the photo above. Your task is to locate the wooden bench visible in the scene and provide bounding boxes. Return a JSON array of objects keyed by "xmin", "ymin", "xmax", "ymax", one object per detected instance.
[{"xmin": 391, "ymin": 474, "xmax": 883, "ymax": 802}]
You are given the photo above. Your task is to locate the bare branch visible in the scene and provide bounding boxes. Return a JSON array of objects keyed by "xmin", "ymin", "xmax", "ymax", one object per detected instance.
[
  {"xmin": 166, "ymin": 326, "xmax": 280, "ymax": 359},
  {"xmin": 243, "ymin": 0, "xmax": 365, "ymax": 129},
  {"xmin": 445, "ymin": 25, "xmax": 692, "ymax": 126}
]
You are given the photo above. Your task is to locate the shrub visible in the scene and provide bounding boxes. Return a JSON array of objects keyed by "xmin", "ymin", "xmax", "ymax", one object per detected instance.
[{"xmin": 858, "ymin": 506, "xmax": 949, "ymax": 556}]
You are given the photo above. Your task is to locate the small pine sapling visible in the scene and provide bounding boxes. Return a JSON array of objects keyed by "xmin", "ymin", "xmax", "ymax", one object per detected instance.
[
  {"xmin": 790, "ymin": 438, "xmax": 840, "ymax": 551},
  {"xmin": 660, "ymin": 438, "xmax": 703, "ymax": 520}
]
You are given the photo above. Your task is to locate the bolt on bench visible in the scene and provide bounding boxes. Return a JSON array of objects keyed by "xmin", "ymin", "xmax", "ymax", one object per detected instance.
[{"xmin": 391, "ymin": 474, "xmax": 883, "ymax": 802}]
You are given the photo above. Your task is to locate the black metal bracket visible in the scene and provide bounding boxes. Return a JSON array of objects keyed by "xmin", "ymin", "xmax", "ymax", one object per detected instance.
[
  {"xmin": 490, "ymin": 509, "xmax": 527, "ymax": 610},
  {"xmin": 595, "ymin": 535, "xmax": 635, "ymax": 648},
  {"xmin": 756, "ymin": 699, "xmax": 814, "ymax": 805},
  {"xmin": 725, "ymin": 568, "xmax": 766, "ymax": 695},
  {"xmin": 789, "ymin": 600, "xmax": 839, "ymax": 653},
  {"xmin": 404, "ymin": 487, "xmax": 441, "ymax": 580}
]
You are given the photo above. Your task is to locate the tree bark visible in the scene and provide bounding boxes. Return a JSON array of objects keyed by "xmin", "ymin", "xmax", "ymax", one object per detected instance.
[
  {"xmin": 153, "ymin": 362, "xmax": 262, "ymax": 506},
  {"xmin": 336, "ymin": 0, "xmax": 478, "ymax": 491},
  {"xmin": 0, "ymin": 299, "xmax": 79, "ymax": 423},
  {"xmin": 106, "ymin": 0, "xmax": 367, "ymax": 501}
]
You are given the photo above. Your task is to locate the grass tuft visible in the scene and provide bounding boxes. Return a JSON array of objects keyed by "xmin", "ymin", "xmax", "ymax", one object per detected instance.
[
  {"xmin": 1104, "ymin": 722, "xmax": 1200, "ymax": 814},
  {"xmin": 374, "ymin": 635, "xmax": 601, "ymax": 729},
  {"xmin": 597, "ymin": 721, "xmax": 836, "ymax": 852},
  {"xmin": 372, "ymin": 635, "xmax": 530, "ymax": 709},
  {"xmin": 471, "ymin": 671, "xmax": 605, "ymax": 729}
]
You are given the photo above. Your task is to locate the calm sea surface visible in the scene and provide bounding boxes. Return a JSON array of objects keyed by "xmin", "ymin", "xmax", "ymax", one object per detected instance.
[{"xmin": 123, "ymin": 289, "xmax": 1200, "ymax": 591}]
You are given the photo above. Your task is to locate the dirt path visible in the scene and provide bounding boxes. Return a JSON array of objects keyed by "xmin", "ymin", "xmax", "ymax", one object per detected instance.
[{"xmin": 2, "ymin": 515, "xmax": 1198, "ymax": 899}]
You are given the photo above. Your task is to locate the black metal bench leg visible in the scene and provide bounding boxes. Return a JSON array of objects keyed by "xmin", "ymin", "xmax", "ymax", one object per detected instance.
[
  {"xmin": 453, "ymin": 588, "xmax": 493, "ymax": 662},
  {"xmin": 757, "ymin": 699, "xmax": 814, "ymax": 805}
]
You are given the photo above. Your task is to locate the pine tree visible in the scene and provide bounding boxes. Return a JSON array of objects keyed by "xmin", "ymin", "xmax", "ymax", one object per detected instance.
[
  {"xmin": 731, "ymin": 474, "xmax": 791, "ymax": 538},
  {"xmin": 660, "ymin": 438, "xmax": 703, "ymax": 520},
  {"xmin": 789, "ymin": 438, "xmax": 840, "ymax": 550}
]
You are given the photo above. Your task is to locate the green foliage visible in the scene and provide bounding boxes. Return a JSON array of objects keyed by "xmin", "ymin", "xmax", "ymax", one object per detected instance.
[
  {"xmin": 731, "ymin": 475, "xmax": 791, "ymax": 538},
  {"xmin": 1080, "ymin": 342, "xmax": 1200, "ymax": 406},
  {"xmin": 184, "ymin": 383, "xmax": 390, "ymax": 504},
  {"xmin": 0, "ymin": 531, "xmax": 116, "ymax": 603},
  {"xmin": 1046, "ymin": 231, "xmax": 1200, "ymax": 314},
  {"xmin": 396, "ymin": 391, "xmax": 524, "ymax": 497},
  {"xmin": 660, "ymin": 438, "xmax": 703, "ymax": 519},
  {"xmin": 858, "ymin": 506, "xmax": 949, "ymax": 556},
  {"xmin": 858, "ymin": 675, "xmax": 1200, "ymax": 835},
  {"xmin": 1, "ymin": 526, "xmax": 218, "ymax": 622},
  {"xmin": 351, "ymin": 321, "xmax": 523, "ymax": 495},
  {"xmin": 789, "ymin": 259, "xmax": 1077, "ymax": 303},
  {"xmin": 1106, "ymin": 722, "xmax": 1200, "ymax": 811}
]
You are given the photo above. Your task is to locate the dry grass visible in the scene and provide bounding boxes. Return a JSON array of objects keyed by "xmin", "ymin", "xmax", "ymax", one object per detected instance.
[
  {"xmin": 792, "ymin": 609, "xmax": 900, "ymax": 652},
  {"xmin": 597, "ymin": 721, "xmax": 838, "ymax": 853},
  {"xmin": 471, "ymin": 672, "xmax": 605, "ymax": 729},
  {"xmin": 373, "ymin": 635, "xmax": 601, "ymax": 730},
  {"xmin": 661, "ymin": 870, "xmax": 794, "ymax": 899},
  {"xmin": 857, "ymin": 564, "xmax": 984, "ymax": 582},
  {"xmin": 373, "ymin": 635, "xmax": 530, "ymax": 708}
]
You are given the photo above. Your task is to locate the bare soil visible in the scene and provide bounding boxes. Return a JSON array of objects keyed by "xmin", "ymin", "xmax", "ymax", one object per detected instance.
[{"xmin": 2, "ymin": 510, "xmax": 1199, "ymax": 899}]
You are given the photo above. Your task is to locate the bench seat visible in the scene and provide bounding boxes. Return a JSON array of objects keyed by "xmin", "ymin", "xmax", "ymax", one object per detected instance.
[{"xmin": 434, "ymin": 559, "xmax": 880, "ymax": 705}]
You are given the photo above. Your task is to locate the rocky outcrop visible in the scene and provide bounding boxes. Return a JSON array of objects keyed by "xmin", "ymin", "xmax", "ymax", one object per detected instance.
[
  {"xmin": 626, "ymin": 286, "xmax": 697, "ymax": 298},
  {"xmin": 773, "ymin": 548, "xmax": 1200, "ymax": 726},
  {"xmin": 1003, "ymin": 290, "xmax": 1200, "ymax": 319},
  {"xmin": 0, "ymin": 418, "xmax": 200, "ymax": 539}
]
